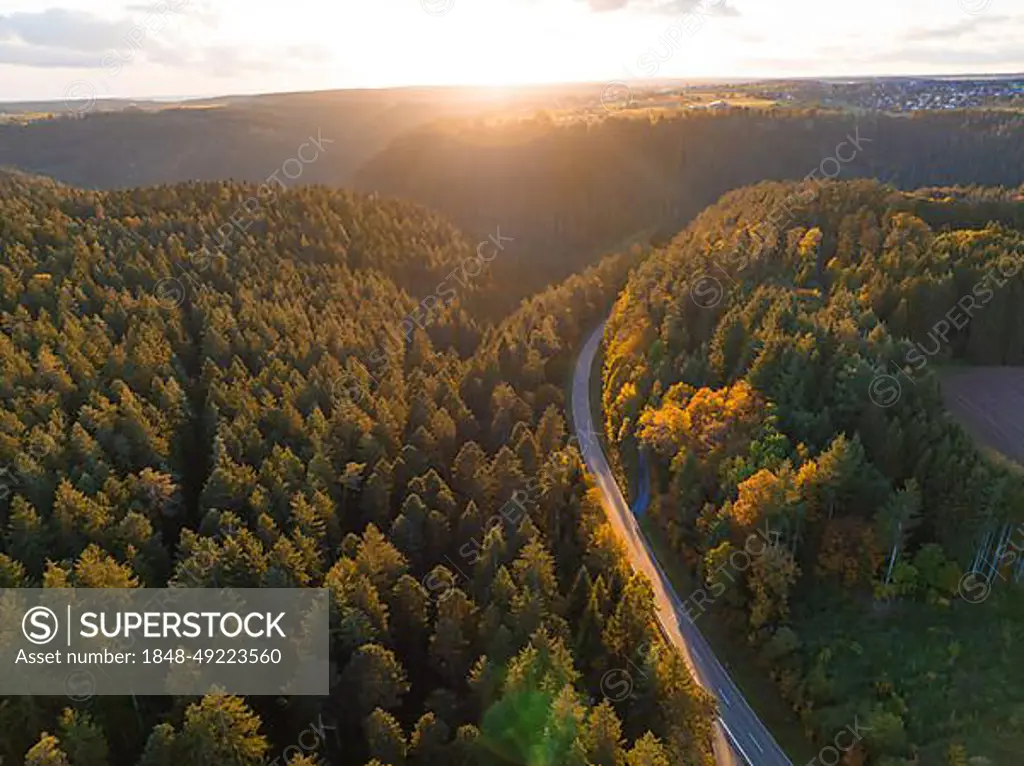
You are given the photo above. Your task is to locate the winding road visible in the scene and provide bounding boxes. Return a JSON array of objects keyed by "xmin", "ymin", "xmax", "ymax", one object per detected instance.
[{"xmin": 571, "ymin": 322, "xmax": 792, "ymax": 766}]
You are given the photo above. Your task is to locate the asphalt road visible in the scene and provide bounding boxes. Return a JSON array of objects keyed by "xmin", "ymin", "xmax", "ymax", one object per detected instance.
[{"xmin": 571, "ymin": 321, "xmax": 792, "ymax": 766}]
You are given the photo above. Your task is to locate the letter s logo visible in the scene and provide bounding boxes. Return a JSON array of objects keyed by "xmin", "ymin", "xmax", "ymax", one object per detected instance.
[{"xmin": 22, "ymin": 606, "xmax": 59, "ymax": 645}]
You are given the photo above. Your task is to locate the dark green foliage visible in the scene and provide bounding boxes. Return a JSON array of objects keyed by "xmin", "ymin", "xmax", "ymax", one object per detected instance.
[
  {"xmin": 604, "ymin": 178, "xmax": 1024, "ymax": 763},
  {"xmin": 357, "ymin": 109, "xmax": 1024, "ymax": 301},
  {"xmin": 0, "ymin": 172, "xmax": 711, "ymax": 765}
]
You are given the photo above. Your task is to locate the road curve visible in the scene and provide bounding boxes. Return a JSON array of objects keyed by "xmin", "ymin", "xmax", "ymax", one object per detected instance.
[{"xmin": 571, "ymin": 321, "xmax": 792, "ymax": 766}]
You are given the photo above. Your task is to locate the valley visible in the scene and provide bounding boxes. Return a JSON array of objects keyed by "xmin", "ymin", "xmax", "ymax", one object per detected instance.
[{"xmin": 2, "ymin": 75, "xmax": 1024, "ymax": 766}]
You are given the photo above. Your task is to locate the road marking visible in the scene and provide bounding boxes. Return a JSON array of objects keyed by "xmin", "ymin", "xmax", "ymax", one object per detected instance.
[
  {"xmin": 574, "ymin": 322, "xmax": 791, "ymax": 766},
  {"xmin": 719, "ymin": 718, "xmax": 754, "ymax": 766}
]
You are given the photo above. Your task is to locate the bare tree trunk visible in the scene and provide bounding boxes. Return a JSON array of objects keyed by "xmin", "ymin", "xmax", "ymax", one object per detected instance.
[
  {"xmin": 989, "ymin": 523, "xmax": 1013, "ymax": 580},
  {"xmin": 884, "ymin": 521, "xmax": 902, "ymax": 585},
  {"xmin": 971, "ymin": 526, "xmax": 994, "ymax": 576}
]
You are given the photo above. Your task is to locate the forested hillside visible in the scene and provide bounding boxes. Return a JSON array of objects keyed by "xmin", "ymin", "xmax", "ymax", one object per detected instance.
[
  {"xmin": 10, "ymin": 106, "xmax": 1024, "ymax": 314},
  {"xmin": 9, "ymin": 106, "xmax": 1024, "ymax": 319},
  {"xmin": 602, "ymin": 179, "xmax": 1024, "ymax": 764},
  {"xmin": 356, "ymin": 110, "xmax": 1024, "ymax": 291},
  {"xmin": 0, "ymin": 171, "xmax": 716, "ymax": 766},
  {"xmin": 0, "ymin": 88, "xmax": 485, "ymax": 191}
]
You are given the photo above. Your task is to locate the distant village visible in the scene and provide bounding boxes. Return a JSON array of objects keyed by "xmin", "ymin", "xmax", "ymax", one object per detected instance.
[
  {"xmin": 509, "ymin": 76, "xmax": 1024, "ymax": 126},
  {"xmin": 756, "ymin": 77, "xmax": 1024, "ymax": 112}
]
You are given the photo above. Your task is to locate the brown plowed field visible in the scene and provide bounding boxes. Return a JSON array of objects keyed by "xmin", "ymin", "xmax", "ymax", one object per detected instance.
[{"xmin": 941, "ymin": 367, "xmax": 1024, "ymax": 463}]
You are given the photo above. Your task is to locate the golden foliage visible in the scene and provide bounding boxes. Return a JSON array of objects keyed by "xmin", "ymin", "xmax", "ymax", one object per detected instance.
[
  {"xmin": 731, "ymin": 469, "xmax": 789, "ymax": 530},
  {"xmin": 816, "ymin": 518, "xmax": 884, "ymax": 587},
  {"xmin": 638, "ymin": 380, "xmax": 763, "ymax": 466}
]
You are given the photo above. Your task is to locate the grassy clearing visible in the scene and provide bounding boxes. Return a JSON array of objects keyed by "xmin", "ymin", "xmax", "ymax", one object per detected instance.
[{"xmin": 790, "ymin": 583, "xmax": 1024, "ymax": 765}]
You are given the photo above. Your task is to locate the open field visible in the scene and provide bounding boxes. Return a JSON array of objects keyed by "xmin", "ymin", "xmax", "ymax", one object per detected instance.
[{"xmin": 941, "ymin": 367, "xmax": 1024, "ymax": 463}]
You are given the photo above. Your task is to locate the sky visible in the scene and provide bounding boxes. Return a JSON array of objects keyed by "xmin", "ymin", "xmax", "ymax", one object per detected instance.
[{"xmin": 0, "ymin": 0, "xmax": 1022, "ymax": 103}]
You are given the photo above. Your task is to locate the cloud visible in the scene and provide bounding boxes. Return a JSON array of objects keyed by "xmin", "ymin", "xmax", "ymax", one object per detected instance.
[
  {"xmin": 0, "ymin": 6, "xmax": 190, "ymax": 68},
  {"xmin": 905, "ymin": 14, "xmax": 1013, "ymax": 42},
  {"xmin": 868, "ymin": 43, "xmax": 1024, "ymax": 68},
  {"xmin": 0, "ymin": 40, "xmax": 98, "ymax": 68},
  {"xmin": 0, "ymin": 9, "xmax": 136, "ymax": 52},
  {"xmin": 0, "ymin": 5, "xmax": 326, "ymax": 74},
  {"xmin": 877, "ymin": 13, "xmax": 1024, "ymax": 69},
  {"xmin": 127, "ymin": 0, "xmax": 221, "ymax": 29},
  {"xmin": 147, "ymin": 43, "xmax": 333, "ymax": 77},
  {"xmin": 583, "ymin": 0, "xmax": 739, "ymax": 16}
]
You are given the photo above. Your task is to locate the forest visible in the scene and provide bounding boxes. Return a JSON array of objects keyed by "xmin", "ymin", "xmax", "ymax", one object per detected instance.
[
  {"xmin": 0, "ymin": 88, "xmax": 486, "ymax": 192},
  {"xmin": 4, "ymin": 101, "xmax": 1024, "ymax": 766},
  {"xmin": 0, "ymin": 170, "xmax": 717, "ymax": 766},
  {"xmin": 602, "ymin": 178, "xmax": 1024, "ymax": 765},
  {"xmin": 355, "ymin": 109, "xmax": 1024, "ymax": 291},
  {"xmin": 6, "ymin": 107, "xmax": 1024, "ymax": 314}
]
